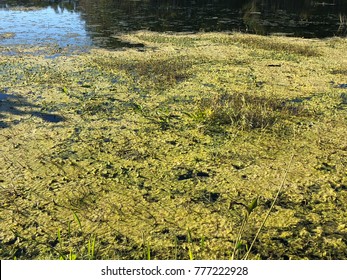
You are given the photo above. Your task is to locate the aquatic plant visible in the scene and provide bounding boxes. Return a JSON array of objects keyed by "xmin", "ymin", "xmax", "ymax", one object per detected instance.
[
  {"xmin": 194, "ymin": 92, "xmax": 307, "ymax": 130},
  {"xmin": 1, "ymin": 32, "xmax": 347, "ymax": 260}
]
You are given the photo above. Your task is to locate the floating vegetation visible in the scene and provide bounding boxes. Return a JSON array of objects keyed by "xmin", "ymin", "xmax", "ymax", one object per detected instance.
[{"xmin": 1, "ymin": 32, "xmax": 347, "ymax": 260}]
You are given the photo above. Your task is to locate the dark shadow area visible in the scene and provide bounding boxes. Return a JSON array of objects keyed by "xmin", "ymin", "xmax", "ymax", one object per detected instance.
[
  {"xmin": 77, "ymin": 0, "xmax": 347, "ymax": 40},
  {"xmin": 93, "ymin": 36, "xmax": 146, "ymax": 50},
  {"xmin": 0, "ymin": 91, "xmax": 65, "ymax": 128}
]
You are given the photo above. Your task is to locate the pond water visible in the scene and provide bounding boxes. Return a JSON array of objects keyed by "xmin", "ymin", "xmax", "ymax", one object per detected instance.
[{"xmin": 0, "ymin": 0, "xmax": 347, "ymax": 49}]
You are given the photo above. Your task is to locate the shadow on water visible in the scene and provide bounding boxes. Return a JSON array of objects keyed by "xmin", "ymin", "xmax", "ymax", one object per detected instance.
[{"xmin": 0, "ymin": 91, "xmax": 65, "ymax": 128}]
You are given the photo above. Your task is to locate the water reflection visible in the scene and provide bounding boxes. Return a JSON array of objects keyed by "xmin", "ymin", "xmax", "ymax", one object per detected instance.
[
  {"xmin": 79, "ymin": 0, "xmax": 347, "ymax": 47},
  {"xmin": 0, "ymin": 0, "xmax": 92, "ymax": 47},
  {"xmin": 0, "ymin": 0, "xmax": 346, "ymax": 49}
]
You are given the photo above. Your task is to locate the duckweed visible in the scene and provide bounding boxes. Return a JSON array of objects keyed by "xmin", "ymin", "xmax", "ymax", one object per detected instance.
[{"xmin": 1, "ymin": 32, "xmax": 347, "ymax": 259}]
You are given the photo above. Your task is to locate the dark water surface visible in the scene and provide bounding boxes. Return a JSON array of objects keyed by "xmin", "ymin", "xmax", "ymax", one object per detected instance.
[{"xmin": 0, "ymin": 0, "xmax": 347, "ymax": 49}]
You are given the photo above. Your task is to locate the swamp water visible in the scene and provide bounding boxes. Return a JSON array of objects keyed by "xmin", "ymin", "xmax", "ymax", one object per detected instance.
[
  {"xmin": 1, "ymin": 1, "xmax": 347, "ymax": 260},
  {"xmin": 0, "ymin": 0, "xmax": 347, "ymax": 49}
]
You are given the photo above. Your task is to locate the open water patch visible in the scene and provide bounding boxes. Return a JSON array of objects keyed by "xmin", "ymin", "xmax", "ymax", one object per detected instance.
[
  {"xmin": 1, "ymin": 0, "xmax": 347, "ymax": 51},
  {"xmin": 0, "ymin": 5, "xmax": 92, "ymax": 47}
]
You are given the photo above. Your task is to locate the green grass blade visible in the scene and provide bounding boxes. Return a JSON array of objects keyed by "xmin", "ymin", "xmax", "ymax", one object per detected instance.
[
  {"xmin": 57, "ymin": 228, "xmax": 62, "ymax": 251},
  {"xmin": 88, "ymin": 235, "xmax": 96, "ymax": 260},
  {"xmin": 69, "ymin": 248, "xmax": 77, "ymax": 260},
  {"xmin": 146, "ymin": 244, "xmax": 151, "ymax": 260},
  {"xmin": 72, "ymin": 211, "xmax": 82, "ymax": 231}
]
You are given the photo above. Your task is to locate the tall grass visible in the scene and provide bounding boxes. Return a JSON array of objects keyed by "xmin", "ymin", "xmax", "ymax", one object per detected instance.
[
  {"xmin": 194, "ymin": 92, "xmax": 306, "ymax": 130},
  {"xmin": 233, "ymin": 35, "xmax": 320, "ymax": 57},
  {"xmin": 55, "ymin": 212, "xmax": 97, "ymax": 260}
]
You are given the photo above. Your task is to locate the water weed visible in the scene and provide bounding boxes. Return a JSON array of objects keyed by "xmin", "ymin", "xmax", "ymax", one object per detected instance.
[
  {"xmin": 1, "ymin": 32, "xmax": 347, "ymax": 259},
  {"xmin": 195, "ymin": 92, "xmax": 307, "ymax": 131}
]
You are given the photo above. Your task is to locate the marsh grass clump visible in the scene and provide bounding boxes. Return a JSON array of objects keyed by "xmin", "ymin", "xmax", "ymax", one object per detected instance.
[
  {"xmin": 233, "ymin": 35, "xmax": 319, "ymax": 57},
  {"xmin": 94, "ymin": 56, "xmax": 193, "ymax": 91},
  {"xmin": 80, "ymin": 99, "xmax": 116, "ymax": 116},
  {"xmin": 136, "ymin": 33, "xmax": 199, "ymax": 47},
  {"xmin": 121, "ymin": 57, "xmax": 192, "ymax": 89},
  {"xmin": 195, "ymin": 92, "xmax": 306, "ymax": 130}
]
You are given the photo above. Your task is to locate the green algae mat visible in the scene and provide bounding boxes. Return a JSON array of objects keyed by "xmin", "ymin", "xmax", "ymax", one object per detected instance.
[{"xmin": 1, "ymin": 32, "xmax": 347, "ymax": 259}]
